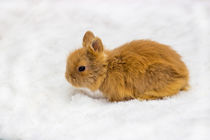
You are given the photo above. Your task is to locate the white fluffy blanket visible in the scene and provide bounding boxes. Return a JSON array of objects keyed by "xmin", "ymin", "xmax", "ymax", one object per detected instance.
[{"xmin": 0, "ymin": 0, "xmax": 209, "ymax": 140}]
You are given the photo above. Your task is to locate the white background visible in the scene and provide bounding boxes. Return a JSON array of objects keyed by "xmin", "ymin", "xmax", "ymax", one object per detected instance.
[{"xmin": 0, "ymin": 0, "xmax": 210, "ymax": 140}]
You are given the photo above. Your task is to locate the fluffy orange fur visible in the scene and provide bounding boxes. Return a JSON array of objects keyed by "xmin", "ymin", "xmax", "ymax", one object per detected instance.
[{"xmin": 65, "ymin": 31, "xmax": 189, "ymax": 101}]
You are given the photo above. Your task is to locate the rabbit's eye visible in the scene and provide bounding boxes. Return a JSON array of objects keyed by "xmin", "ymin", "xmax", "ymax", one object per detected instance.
[{"xmin": 78, "ymin": 66, "xmax": 86, "ymax": 72}]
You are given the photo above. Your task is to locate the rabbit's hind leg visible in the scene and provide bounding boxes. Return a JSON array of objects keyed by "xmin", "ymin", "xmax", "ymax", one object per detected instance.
[
  {"xmin": 180, "ymin": 83, "xmax": 190, "ymax": 91},
  {"xmin": 143, "ymin": 78, "xmax": 188, "ymax": 99}
]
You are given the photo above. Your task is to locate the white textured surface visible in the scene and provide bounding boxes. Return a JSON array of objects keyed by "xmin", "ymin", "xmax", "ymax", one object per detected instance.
[{"xmin": 0, "ymin": 0, "xmax": 210, "ymax": 140}]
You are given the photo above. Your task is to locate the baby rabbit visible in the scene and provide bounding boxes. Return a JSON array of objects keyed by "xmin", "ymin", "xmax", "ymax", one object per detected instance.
[{"xmin": 65, "ymin": 31, "xmax": 189, "ymax": 101}]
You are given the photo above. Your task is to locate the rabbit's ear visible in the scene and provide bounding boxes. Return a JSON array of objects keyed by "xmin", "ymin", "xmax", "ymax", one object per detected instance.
[
  {"xmin": 83, "ymin": 31, "xmax": 95, "ymax": 48},
  {"xmin": 89, "ymin": 37, "xmax": 104, "ymax": 53}
]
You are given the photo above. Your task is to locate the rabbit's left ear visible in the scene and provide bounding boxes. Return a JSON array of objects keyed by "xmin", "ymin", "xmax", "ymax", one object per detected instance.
[
  {"xmin": 83, "ymin": 31, "xmax": 95, "ymax": 47},
  {"xmin": 90, "ymin": 37, "xmax": 104, "ymax": 53}
]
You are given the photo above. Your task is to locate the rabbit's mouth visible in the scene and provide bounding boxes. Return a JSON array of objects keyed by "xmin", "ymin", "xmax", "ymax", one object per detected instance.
[
  {"xmin": 65, "ymin": 72, "xmax": 75, "ymax": 85},
  {"xmin": 68, "ymin": 77, "xmax": 78, "ymax": 87},
  {"xmin": 68, "ymin": 75, "xmax": 76, "ymax": 85},
  {"xmin": 67, "ymin": 74, "xmax": 83, "ymax": 88}
]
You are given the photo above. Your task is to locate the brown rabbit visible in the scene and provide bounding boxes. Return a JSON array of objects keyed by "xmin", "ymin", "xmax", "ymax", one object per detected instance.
[{"xmin": 65, "ymin": 31, "xmax": 189, "ymax": 101}]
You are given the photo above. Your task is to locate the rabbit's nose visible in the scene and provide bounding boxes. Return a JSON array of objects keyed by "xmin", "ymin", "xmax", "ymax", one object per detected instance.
[{"xmin": 65, "ymin": 72, "xmax": 69, "ymax": 78}]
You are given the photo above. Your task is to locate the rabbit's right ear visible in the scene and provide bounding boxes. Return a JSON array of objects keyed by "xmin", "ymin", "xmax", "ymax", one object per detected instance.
[{"xmin": 83, "ymin": 31, "xmax": 95, "ymax": 48}]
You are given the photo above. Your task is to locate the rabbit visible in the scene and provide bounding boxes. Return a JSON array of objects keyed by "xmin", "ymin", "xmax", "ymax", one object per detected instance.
[{"xmin": 65, "ymin": 31, "xmax": 189, "ymax": 102}]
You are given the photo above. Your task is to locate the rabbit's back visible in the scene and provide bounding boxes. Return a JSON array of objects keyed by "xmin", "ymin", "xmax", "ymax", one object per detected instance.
[{"xmin": 100, "ymin": 40, "xmax": 189, "ymax": 101}]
